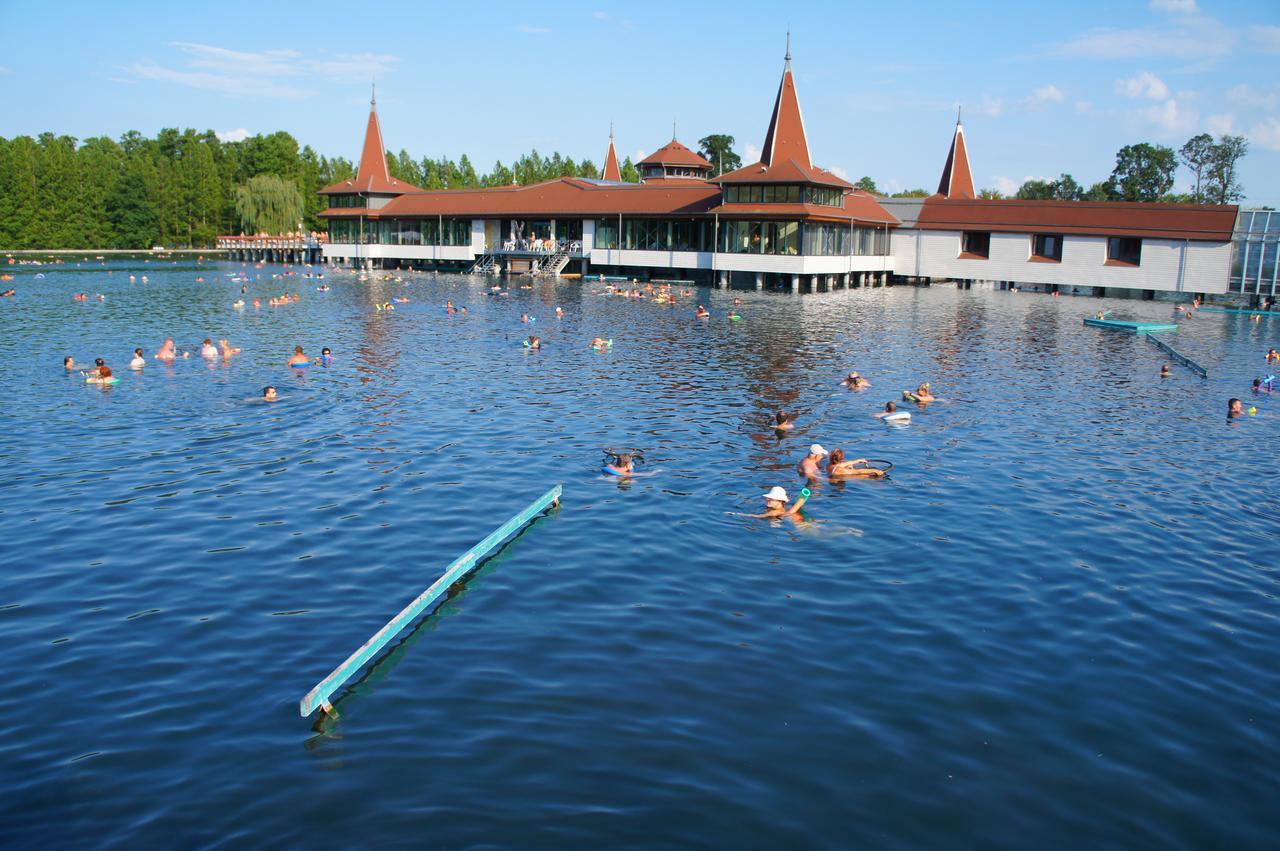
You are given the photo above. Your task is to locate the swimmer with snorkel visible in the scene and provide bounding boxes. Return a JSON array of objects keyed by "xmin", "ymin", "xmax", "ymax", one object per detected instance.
[{"xmin": 841, "ymin": 370, "xmax": 870, "ymax": 389}]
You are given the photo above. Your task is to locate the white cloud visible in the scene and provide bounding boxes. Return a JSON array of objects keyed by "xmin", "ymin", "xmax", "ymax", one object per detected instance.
[
  {"xmin": 0, "ymin": 66, "xmax": 11, "ymax": 75},
  {"xmin": 1149, "ymin": 0, "xmax": 1197, "ymax": 13},
  {"xmin": 1249, "ymin": 24, "xmax": 1280, "ymax": 53},
  {"xmin": 217, "ymin": 128, "xmax": 251, "ymax": 143},
  {"xmin": 518, "ymin": 24, "xmax": 550, "ymax": 33},
  {"xmin": 978, "ymin": 95, "xmax": 1004, "ymax": 117},
  {"xmin": 634, "ymin": 149, "xmax": 647, "ymax": 161},
  {"xmin": 744, "ymin": 143, "xmax": 761, "ymax": 162},
  {"xmin": 992, "ymin": 176, "xmax": 1021, "ymax": 196},
  {"xmin": 1116, "ymin": 71, "xmax": 1170, "ymax": 100},
  {"xmin": 127, "ymin": 42, "xmax": 401, "ymax": 100},
  {"xmin": 1054, "ymin": 20, "xmax": 1233, "ymax": 60},
  {"xmin": 1205, "ymin": 113, "xmax": 1235, "ymax": 135},
  {"xmin": 1227, "ymin": 83, "xmax": 1280, "ymax": 110},
  {"xmin": 829, "ymin": 166, "xmax": 850, "ymax": 181},
  {"xmin": 1135, "ymin": 98, "xmax": 1198, "ymax": 135},
  {"xmin": 1024, "ymin": 84, "xmax": 1064, "ymax": 109},
  {"xmin": 1248, "ymin": 117, "xmax": 1280, "ymax": 150}
]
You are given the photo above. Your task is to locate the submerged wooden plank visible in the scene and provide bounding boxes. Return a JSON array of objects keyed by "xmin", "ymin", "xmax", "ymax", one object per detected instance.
[{"xmin": 299, "ymin": 484, "xmax": 562, "ymax": 717}]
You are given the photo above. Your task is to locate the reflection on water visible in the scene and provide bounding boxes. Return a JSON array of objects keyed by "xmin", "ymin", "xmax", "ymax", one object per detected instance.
[{"xmin": 0, "ymin": 258, "xmax": 1278, "ymax": 848}]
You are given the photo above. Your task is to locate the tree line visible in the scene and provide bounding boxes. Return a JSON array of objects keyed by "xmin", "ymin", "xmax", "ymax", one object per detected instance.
[
  {"xmin": 0, "ymin": 129, "xmax": 644, "ymax": 250},
  {"xmin": 852, "ymin": 134, "xmax": 1250, "ymax": 204}
]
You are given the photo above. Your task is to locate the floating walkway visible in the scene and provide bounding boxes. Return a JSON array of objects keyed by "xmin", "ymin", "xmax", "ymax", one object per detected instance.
[
  {"xmin": 299, "ymin": 484, "xmax": 562, "ymax": 717},
  {"xmin": 1196, "ymin": 307, "xmax": 1280, "ymax": 317},
  {"xmin": 1145, "ymin": 333, "xmax": 1208, "ymax": 377},
  {"xmin": 1083, "ymin": 317, "xmax": 1179, "ymax": 334}
]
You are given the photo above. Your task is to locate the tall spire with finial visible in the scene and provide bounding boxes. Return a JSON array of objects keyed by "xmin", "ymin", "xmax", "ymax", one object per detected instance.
[
  {"xmin": 371, "ymin": 82, "xmax": 377, "ymax": 107},
  {"xmin": 759, "ymin": 31, "xmax": 810, "ymax": 168},
  {"xmin": 672, "ymin": 118, "xmax": 677, "ymax": 141},
  {"xmin": 357, "ymin": 85, "xmax": 391, "ymax": 191},
  {"xmin": 602, "ymin": 122, "xmax": 622, "ymax": 182},
  {"xmin": 956, "ymin": 104, "xmax": 962, "ymax": 126},
  {"xmin": 936, "ymin": 109, "xmax": 975, "ymax": 199}
]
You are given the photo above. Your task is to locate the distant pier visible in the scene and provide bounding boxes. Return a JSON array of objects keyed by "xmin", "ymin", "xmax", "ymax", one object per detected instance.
[{"xmin": 216, "ymin": 235, "xmax": 325, "ymax": 264}]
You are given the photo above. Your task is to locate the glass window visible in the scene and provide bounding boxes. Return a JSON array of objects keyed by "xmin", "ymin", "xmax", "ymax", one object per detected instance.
[
  {"xmin": 1107, "ymin": 237, "xmax": 1141, "ymax": 265},
  {"xmin": 962, "ymin": 231, "xmax": 991, "ymax": 258},
  {"xmin": 595, "ymin": 218, "xmax": 618, "ymax": 249},
  {"xmin": 1032, "ymin": 234, "xmax": 1063, "ymax": 261}
]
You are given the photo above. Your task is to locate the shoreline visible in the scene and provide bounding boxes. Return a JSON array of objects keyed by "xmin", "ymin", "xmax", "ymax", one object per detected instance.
[{"xmin": 3, "ymin": 249, "xmax": 228, "ymax": 256}]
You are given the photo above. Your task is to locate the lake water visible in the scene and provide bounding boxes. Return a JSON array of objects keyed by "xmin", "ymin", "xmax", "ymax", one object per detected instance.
[{"xmin": 1, "ymin": 258, "xmax": 1277, "ymax": 848}]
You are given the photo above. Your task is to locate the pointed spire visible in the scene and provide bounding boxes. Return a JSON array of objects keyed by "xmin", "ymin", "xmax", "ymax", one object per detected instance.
[
  {"xmin": 760, "ymin": 37, "xmax": 810, "ymax": 169},
  {"xmin": 672, "ymin": 118, "xmax": 677, "ymax": 141},
  {"xmin": 371, "ymin": 82, "xmax": 377, "ymax": 107},
  {"xmin": 602, "ymin": 126, "xmax": 621, "ymax": 182},
  {"xmin": 956, "ymin": 104, "xmax": 962, "ymax": 126},
  {"xmin": 356, "ymin": 95, "xmax": 391, "ymax": 192},
  {"xmin": 936, "ymin": 116, "xmax": 975, "ymax": 199}
]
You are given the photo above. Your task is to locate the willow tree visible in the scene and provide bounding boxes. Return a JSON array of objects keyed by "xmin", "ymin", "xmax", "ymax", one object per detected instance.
[{"xmin": 233, "ymin": 174, "xmax": 303, "ymax": 235}]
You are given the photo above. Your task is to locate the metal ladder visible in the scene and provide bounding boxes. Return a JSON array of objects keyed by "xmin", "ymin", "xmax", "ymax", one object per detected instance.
[
  {"xmin": 470, "ymin": 254, "xmax": 499, "ymax": 275},
  {"xmin": 535, "ymin": 246, "xmax": 572, "ymax": 277}
]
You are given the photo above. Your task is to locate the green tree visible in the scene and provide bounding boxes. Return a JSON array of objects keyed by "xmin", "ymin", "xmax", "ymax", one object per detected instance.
[
  {"xmin": 1178, "ymin": 133, "xmax": 1214, "ymax": 203},
  {"xmin": 1109, "ymin": 143, "xmax": 1176, "ymax": 202},
  {"xmin": 854, "ymin": 176, "xmax": 880, "ymax": 193},
  {"xmin": 978, "ymin": 187, "xmax": 1005, "ymax": 200},
  {"xmin": 106, "ymin": 169, "xmax": 160, "ymax": 248},
  {"xmin": 33, "ymin": 133, "xmax": 85, "ymax": 248},
  {"xmin": 484, "ymin": 159, "xmax": 513, "ymax": 187},
  {"xmin": 890, "ymin": 188, "xmax": 930, "ymax": 198},
  {"xmin": 698, "ymin": 134, "xmax": 742, "ymax": 177},
  {"xmin": 1205, "ymin": 134, "xmax": 1248, "ymax": 205},
  {"xmin": 234, "ymin": 174, "xmax": 303, "ymax": 234},
  {"xmin": 457, "ymin": 154, "xmax": 479, "ymax": 188},
  {"xmin": 0, "ymin": 137, "xmax": 40, "ymax": 247},
  {"xmin": 77, "ymin": 136, "xmax": 126, "ymax": 248},
  {"xmin": 1015, "ymin": 178, "xmax": 1055, "ymax": 200},
  {"xmin": 620, "ymin": 156, "xmax": 640, "ymax": 183},
  {"xmin": 1084, "ymin": 180, "xmax": 1116, "ymax": 201}
]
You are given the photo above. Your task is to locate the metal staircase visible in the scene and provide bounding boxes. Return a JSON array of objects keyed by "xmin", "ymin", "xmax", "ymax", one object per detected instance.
[
  {"xmin": 470, "ymin": 253, "xmax": 500, "ymax": 275},
  {"xmin": 535, "ymin": 246, "xmax": 572, "ymax": 277}
]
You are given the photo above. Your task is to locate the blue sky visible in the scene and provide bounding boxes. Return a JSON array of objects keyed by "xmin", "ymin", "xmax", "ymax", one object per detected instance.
[{"xmin": 2, "ymin": 0, "xmax": 1278, "ymax": 203}]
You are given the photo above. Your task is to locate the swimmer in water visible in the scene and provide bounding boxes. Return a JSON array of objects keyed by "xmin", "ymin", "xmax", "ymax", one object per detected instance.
[
  {"xmin": 841, "ymin": 370, "xmax": 869, "ymax": 389},
  {"xmin": 156, "ymin": 338, "xmax": 177, "ymax": 361},
  {"xmin": 1161, "ymin": 364, "xmax": 1171, "ymax": 378},
  {"xmin": 751, "ymin": 486, "xmax": 809, "ymax": 519},
  {"xmin": 86, "ymin": 365, "xmax": 114, "ymax": 384},
  {"xmin": 797, "ymin": 444, "xmax": 829, "ymax": 479},
  {"xmin": 774, "ymin": 411, "xmax": 795, "ymax": 431},
  {"xmin": 262, "ymin": 386, "xmax": 278, "ymax": 402},
  {"xmin": 602, "ymin": 452, "xmax": 634, "ymax": 476},
  {"xmin": 911, "ymin": 382, "xmax": 936, "ymax": 403},
  {"xmin": 1252, "ymin": 378, "xmax": 1271, "ymax": 395},
  {"xmin": 200, "ymin": 338, "xmax": 218, "ymax": 359},
  {"xmin": 525, "ymin": 336, "xmax": 541, "ymax": 349},
  {"xmin": 695, "ymin": 305, "xmax": 710, "ymax": 318},
  {"xmin": 287, "ymin": 346, "xmax": 310, "ymax": 368},
  {"xmin": 590, "ymin": 337, "xmax": 611, "ymax": 350},
  {"xmin": 1095, "ymin": 311, "xmax": 1107, "ymax": 320},
  {"xmin": 1, "ymin": 288, "xmax": 14, "ymax": 297},
  {"xmin": 64, "ymin": 356, "xmax": 76, "ymax": 370},
  {"xmin": 219, "ymin": 339, "xmax": 241, "ymax": 357},
  {"xmin": 1227, "ymin": 397, "xmax": 1243, "ymax": 419},
  {"xmin": 874, "ymin": 401, "xmax": 902, "ymax": 419},
  {"xmin": 82, "ymin": 357, "xmax": 105, "ymax": 379},
  {"xmin": 313, "ymin": 346, "xmax": 332, "ymax": 365},
  {"xmin": 130, "ymin": 348, "xmax": 146, "ymax": 369},
  {"xmin": 1267, "ymin": 348, "xmax": 1279, "ymax": 362},
  {"xmin": 521, "ymin": 313, "xmax": 532, "ymax": 323},
  {"xmin": 555, "ymin": 307, "xmax": 564, "ymax": 317},
  {"xmin": 827, "ymin": 449, "xmax": 887, "ymax": 479}
]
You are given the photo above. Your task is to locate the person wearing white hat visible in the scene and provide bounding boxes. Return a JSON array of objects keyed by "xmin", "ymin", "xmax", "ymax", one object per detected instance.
[
  {"xmin": 752, "ymin": 485, "xmax": 811, "ymax": 519},
  {"xmin": 798, "ymin": 444, "xmax": 829, "ymax": 480}
]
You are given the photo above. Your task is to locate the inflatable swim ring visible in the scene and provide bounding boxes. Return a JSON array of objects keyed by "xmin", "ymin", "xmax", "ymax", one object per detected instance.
[{"xmin": 884, "ymin": 411, "xmax": 911, "ymax": 423}]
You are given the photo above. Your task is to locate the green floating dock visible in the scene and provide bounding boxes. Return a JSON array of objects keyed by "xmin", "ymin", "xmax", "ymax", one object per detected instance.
[
  {"xmin": 1083, "ymin": 317, "xmax": 1179, "ymax": 334},
  {"xmin": 1196, "ymin": 307, "xmax": 1280, "ymax": 317},
  {"xmin": 299, "ymin": 484, "xmax": 562, "ymax": 717},
  {"xmin": 1145, "ymin": 333, "xmax": 1208, "ymax": 377}
]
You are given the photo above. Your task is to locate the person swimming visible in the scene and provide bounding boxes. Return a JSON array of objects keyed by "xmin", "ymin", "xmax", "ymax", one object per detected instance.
[
  {"xmin": 695, "ymin": 305, "xmax": 710, "ymax": 318},
  {"xmin": 200, "ymin": 338, "xmax": 219, "ymax": 359},
  {"xmin": 525, "ymin": 336, "xmax": 541, "ymax": 349},
  {"xmin": 219, "ymin": 339, "xmax": 241, "ymax": 357},
  {"xmin": 1227, "ymin": 398, "xmax": 1244, "ymax": 418},
  {"xmin": 155, "ymin": 338, "xmax": 177, "ymax": 361},
  {"xmin": 1161, "ymin": 364, "xmax": 1171, "ymax": 378},
  {"xmin": 875, "ymin": 401, "xmax": 908, "ymax": 420},
  {"xmin": 130, "ymin": 348, "xmax": 146, "ymax": 369},
  {"xmin": 602, "ymin": 452, "xmax": 634, "ymax": 476},
  {"xmin": 288, "ymin": 346, "xmax": 310, "ymax": 368},
  {"xmin": 841, "ymin": 371, "xmax": 870, "ymax": 389},
  {"xmin": 826, "ymin": 449, "xmax": 887, "ymax": 479},
  {"xmin": 751, "ymin": 486, "xmax": 810, "ymax": 519},
  {"xmin": 774, "ymin": 411, "xmax": 795, "ymax": 431},
  {"xmin": 262, "ymin": 386, "xmax": 278, "ymax": 402},
  {"xmin": 797, "ymin": 444, "xmax": 829, "ymax": 479},
  {"xmin": 313, "ymin": 346, "xmax": 332, "ymax": 365},
  {"xmin": 910, "ymin": 382, "xmax": 936, "ymax": 403},
  {"xmin": 86, "ymin": 364, "xmax": 114, "ymax": 384},
  {"xmin": 590, "ymin": 337, "xmax": 612, "ymax": 350},
  {"xmin": 1267, "ymin": 348, "xmax": 1279, "ymax": 362},
  {"xmin": 64, "ymin": 356, "xmax": 76, "ymax": 371},
  {"xmin": 1252, "ymin": 378, "xmax": 1272, "ymax": 395},
  {"xmin": 521, "ymin": 313, "xmax": 533, "ymax": 323}
]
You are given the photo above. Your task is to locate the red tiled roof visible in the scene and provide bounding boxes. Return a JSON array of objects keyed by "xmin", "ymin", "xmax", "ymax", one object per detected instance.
[
  {"xmin": 319, "ymin": 103, "xmax": 421, "ymax": 195},
  {"xmin": 915, "ymin": 198, "xmax": 1238, "ymax": 241},
  {"xmin": 322, "ymin": 177, "xmax": 722, "ymax": 218},
  {"xmin": 936, "ymin": 121, "xmax": 975, "ymax": 199},
  {"xmin": 715, "ymin": 158, "xmax": 853, "ymax": 188},
  {"xmin": 638, "ymin": 139, "xmax": 713, "ymax": 169},
  {"xmin": 602, "ymin": 138, "xmax": 622, "ymax": 182},
  {"xmin": 709, "ymin": 190, "xmax": 898, "ymax": 225}
]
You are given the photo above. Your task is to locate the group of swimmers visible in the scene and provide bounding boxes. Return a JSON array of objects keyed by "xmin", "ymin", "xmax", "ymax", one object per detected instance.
[{"xmin": 754, "ymin": 444, "xmax": 889, "ymax": 519}]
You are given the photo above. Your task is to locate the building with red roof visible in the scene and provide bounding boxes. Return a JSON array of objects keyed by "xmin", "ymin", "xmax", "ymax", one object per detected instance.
[{"xmin": 319, "ymin": 47, "xmax": 1238, "ymax": 296}]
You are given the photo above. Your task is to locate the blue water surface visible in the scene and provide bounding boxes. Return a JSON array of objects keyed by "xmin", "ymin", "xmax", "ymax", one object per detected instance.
[{"xmin": 0, "ymin": 258, "xmax": 1277, "ymax": 849}]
